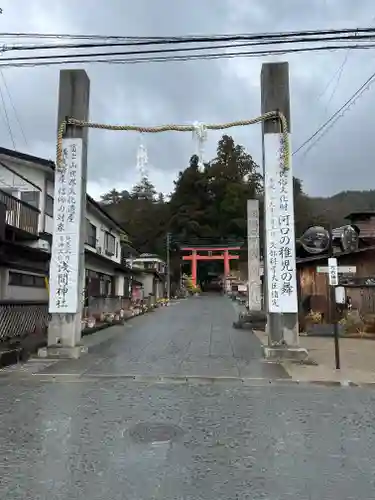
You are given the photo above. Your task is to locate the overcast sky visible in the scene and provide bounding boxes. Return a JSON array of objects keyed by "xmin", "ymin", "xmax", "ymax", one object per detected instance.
[{"xmin": 0, "ymin": 0, "xmax": 374, "ymax": 199}]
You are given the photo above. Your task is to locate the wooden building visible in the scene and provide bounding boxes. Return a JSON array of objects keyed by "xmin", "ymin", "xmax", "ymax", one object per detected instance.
[{"xmin": 297, "ymin": 211, "xmax": 375, "ymax": 324}]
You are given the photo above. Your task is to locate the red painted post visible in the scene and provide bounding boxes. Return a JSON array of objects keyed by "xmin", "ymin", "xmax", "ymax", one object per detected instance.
[
  {"xmin": 191, "ymin": 250, "xmax": 197, "ymax": 286},
  {"xmin": 223, "ymin": 250, "xmax": 230, "ymax": 277}
]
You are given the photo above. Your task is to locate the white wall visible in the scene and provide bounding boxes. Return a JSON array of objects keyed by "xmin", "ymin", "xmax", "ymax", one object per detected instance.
[
  {"xmin": 85, "ymin": 253, "xmax": 116, "ymax": 276},
  {"xmin": 4, "ymin": 269, "xmax": 48, "ymax": 301},
  {"xmin": 85, "ymin": 209, "xmax": 121, "ymax": 264},
  {"xmin": 141, "ymin": 274, "xmax": 154, "ymax": 296}
]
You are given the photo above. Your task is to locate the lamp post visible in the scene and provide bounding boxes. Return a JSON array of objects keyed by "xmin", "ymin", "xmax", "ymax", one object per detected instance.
[{"xmin": 299, "ymin": 225, "xmax": 340, "ymax": 369}]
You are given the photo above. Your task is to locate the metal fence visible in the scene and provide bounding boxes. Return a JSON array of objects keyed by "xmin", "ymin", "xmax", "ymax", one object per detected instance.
[{"xmin": 0, "ymin": 300, "xmax": 50, "ymax": 342}]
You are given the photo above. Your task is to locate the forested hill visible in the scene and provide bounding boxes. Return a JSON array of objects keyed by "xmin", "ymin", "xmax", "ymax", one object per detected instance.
[
  {"xmin": 99, "ymin": 134, "xmax": 375, "ymax": 257},
  {"xmin": 308, "ymin": 190, "xmax": 375, "ymax": 227}
]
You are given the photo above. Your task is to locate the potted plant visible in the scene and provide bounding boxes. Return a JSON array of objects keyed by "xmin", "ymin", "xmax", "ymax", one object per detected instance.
[{"xmin": 305, "ymin": 310, "xmax": 322, "ymax": 326}]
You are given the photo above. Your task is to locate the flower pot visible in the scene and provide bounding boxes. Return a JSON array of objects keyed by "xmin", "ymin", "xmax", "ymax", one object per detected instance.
[{"xmin": 87, "ymin": 317, "xmax": 96, "ymax": 328}]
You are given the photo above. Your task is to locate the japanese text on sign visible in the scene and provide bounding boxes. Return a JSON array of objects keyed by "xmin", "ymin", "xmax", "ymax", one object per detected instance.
[
  {"xmin": 49, "ymin": 138, "xmax": 83, "ymax": 313},
  {"xmin": 264, "ymin": 135, "xmax": 298, "ymax": 313},
  {"xmin": 247, "ymin": 199, "xmax": 261, "ymax": 311},
  {"xmin": 328, "ymin": 258, "xmax": 339, "ymax": 286}
]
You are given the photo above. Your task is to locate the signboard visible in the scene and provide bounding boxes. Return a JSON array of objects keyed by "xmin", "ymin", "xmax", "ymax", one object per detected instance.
[
  {"xmin": 317, "ymin": 266, "xmax": 356, "ymax": 274},
  {"xmin": 247, "ymin": 199, "xmax": 261, "ymax": 310},
  {"xmin": 328, "ymin": 257, "xmax": 338, "ymax": 286},
  {"xmin": 264, "ymin": 135, "xmax": 298, "ymax": 313},
  {"xmin": 49, "ymin": 138, "xmax": 83, "ymax": 313}
]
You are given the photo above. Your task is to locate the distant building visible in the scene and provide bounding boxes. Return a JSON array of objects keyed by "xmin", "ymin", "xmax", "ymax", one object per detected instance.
[{"xmin": 126, "ymin": 253, "xmax": 167, "ymax": 299}]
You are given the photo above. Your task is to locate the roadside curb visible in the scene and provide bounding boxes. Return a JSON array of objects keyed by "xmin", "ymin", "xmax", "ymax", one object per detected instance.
[{"xmin": 3, "ymin": 371, "xmax": 374, "ymax": 388}]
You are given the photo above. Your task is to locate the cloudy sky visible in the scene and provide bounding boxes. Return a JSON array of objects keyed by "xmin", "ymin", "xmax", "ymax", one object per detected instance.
[{"xmin": 0, "ymin": 0, "xmax": 374, "ymax": 199}]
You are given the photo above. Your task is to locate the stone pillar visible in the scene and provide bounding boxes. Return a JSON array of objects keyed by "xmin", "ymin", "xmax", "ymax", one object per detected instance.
[
  {"xmin": 40, "ymin": 70, "xmax": 90, "ymax": 360},
  {"xmin": 247, "ymin": 199, "xmax": 262, "ymax": 311},
  {"xmin": 261, "ymin": 61, "xmax": 307, "ymax": 361}
]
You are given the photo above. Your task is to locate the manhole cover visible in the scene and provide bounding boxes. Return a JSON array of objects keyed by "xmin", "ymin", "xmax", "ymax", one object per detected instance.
[{"xmin": 128, "ymin": 422, "xmax": 184, "ymax": 444}]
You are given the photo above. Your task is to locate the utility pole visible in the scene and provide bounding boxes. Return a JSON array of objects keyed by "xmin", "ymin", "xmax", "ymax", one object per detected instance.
[
  {"xmin": 41, "ymin": 70, "xmax": 90, "ymax": 359},
  {"xmin": 166, "ymin": 232, "xmax": 171, "ymax": 299},
  {"xmin": 261, "ymin": 62, "xmax": 307, "ymax": 361}
]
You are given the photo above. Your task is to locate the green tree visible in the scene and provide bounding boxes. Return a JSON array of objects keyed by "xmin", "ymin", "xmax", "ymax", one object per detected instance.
[
  {"xmin": 168, "ymin": 154, "xmax": 213, "ymax": 241},
  {"xmin": 131, "ymin": 176, "xmax": 157, "ymax": 201},
  {"xmin": 100, "ymin": 188, "xmax": 122, "ymax": 205},
  {"xmin": 206, "ymin": 135, "xmax": 262, "ymax": 240}
]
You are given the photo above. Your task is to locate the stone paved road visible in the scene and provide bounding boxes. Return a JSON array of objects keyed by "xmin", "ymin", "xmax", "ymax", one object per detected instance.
[
  {"xmin": 1, "ymin": 378, "xmax": 375, "ymax": 499},
  {"xmin": 40, "ymin": 295, "xmax": 287, "ymax": 379},
  {"xmin": 3, "ymin": 296, "xmax": 375, "ymax": 498}
]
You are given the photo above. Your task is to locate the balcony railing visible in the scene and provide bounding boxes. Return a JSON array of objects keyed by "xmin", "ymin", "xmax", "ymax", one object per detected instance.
[{"xmin": 0, "ymin": 189, "xmax": 39, "ymax": 236}]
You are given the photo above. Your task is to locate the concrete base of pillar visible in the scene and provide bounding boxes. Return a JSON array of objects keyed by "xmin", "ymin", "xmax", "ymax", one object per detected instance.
[
  {"xmin": 38, "ymin": 344, "xmax": 88, "ymax": 359},
  {"xmin": 262, "ymin": 345, "xmax": 308, "ymax": 361}
]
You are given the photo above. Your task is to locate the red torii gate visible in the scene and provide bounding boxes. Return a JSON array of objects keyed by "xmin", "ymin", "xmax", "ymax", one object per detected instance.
[{"xmin": 181, "ymin": 245, "xmax": 241, "ymax": 286}]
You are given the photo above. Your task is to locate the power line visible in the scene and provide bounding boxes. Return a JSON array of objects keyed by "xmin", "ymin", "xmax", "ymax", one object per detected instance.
[
  {"xmin": 324, "ymin": 50, "xmax": 350, "ymax": 112},
  {"xmin": 1, "ymin": 26, "xmax": 375, "ymax": 41},
  {"xmin": 0, "ymin": 79, "xmax": 15, "ymax": 149},
  {"xmin": 4, "ymin": 31, "xmax": 375, "ymax": 53},
  {"xmin": 293, "ymin": 69, "xmax": 375, "ymax": 156},
  {"xmin": 0, "ymin": 70, "xmax": 28, "ymax": 147},
  {"xmin": 0, "ymin": 42, "xmax": 374, "ymax": 69}
]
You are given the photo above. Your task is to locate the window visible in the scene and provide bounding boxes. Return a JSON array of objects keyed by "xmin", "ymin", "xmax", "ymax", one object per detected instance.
[
  {"xmin": 45, "ymin": 194, "xmax": 54, "ymax": 217},
  {"xmin": 20, "ymin": 191, "xmax": 40, "ymax": 209},
  {"xmin": 8, "ymin": 271, "xmax": 46, "ymax": 288},
  {"xmin": 86, "ymin": 219, "xmax": 97, "ymax": 248},
  {"xmin": 104, "ymin": 232, "xmax": 116, "ymax": 256}
]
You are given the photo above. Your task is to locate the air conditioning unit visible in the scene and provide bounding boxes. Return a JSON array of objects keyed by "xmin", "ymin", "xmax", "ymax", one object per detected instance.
[
  {"xmin": 38, "ymin": 239, "xmax": 50, "ymax": 252},
  {"xmin": 26, "ymin": 239, "xmax": 51, "ymax": 252}
]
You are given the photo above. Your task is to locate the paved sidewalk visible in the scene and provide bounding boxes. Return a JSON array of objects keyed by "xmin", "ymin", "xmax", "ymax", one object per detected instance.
[{"xmin": 254, "ymin": 330, "xmax": 375, "ymax": 384}]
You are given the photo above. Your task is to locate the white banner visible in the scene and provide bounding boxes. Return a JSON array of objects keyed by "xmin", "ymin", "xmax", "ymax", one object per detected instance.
[
  {"xmin": 264, "ymin": 134, "xmax": 298, "ymax": 313},
  {"xmin": 49, "ymin": 138, "xmax": 83, "ymax": 313}
]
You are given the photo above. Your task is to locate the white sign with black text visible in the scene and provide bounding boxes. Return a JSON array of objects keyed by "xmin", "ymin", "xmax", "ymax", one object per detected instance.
[
  {"xmin": 49, "ymin": 138, "xmax": 83, "ymax": 313},
  {"xmin": 317, "ymin": 265, "xmax": 356, "ymax": 274},
  {"xmin": 264, "ymin": 134, "xmax": 298, "ymax": 313},
  {"xmin": 328, "ymin": 257, "xmax": 339, "ymax": 286}
]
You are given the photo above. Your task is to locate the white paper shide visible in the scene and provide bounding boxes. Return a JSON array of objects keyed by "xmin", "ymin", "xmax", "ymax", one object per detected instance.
[
  {"xmin": 264, "ymin": 134, "xmax": 298, "ymax": 313},
  {"xmin": 49, "ymin": 139, "xmax": 83, "ymax": 313}
]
